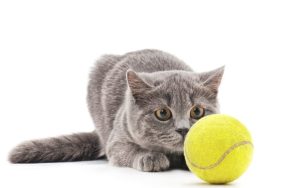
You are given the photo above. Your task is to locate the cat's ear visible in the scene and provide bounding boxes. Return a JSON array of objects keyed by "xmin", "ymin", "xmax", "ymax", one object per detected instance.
[
  {"xmin": 198, "ymin": 66, "xmax": 225, "ymax": 93},
  {"xmin": 126, "ymin": 69, "xmax": 152, "ymax": 98}
]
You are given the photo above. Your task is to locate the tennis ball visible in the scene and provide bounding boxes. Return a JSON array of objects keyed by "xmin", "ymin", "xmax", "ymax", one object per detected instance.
[{"xmin": 184, "ymin": 114, "xmax": 253, "ymax": 184}]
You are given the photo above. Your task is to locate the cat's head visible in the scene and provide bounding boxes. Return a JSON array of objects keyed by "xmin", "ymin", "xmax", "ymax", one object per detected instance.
[{"xmin": 125, "ymin": 67, "xmax": 224, "ymax": 153}]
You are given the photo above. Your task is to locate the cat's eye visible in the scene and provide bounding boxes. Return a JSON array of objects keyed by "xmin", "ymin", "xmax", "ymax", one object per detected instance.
[
  {"xmin": 154, "ymin": 107, "xmax": 172, "ymax": 121},
  {"xmin": 190, "ymin": 105, "xmax": 205, "ymax": 120}
]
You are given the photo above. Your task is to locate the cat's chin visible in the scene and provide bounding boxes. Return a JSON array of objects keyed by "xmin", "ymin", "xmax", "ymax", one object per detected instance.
[
  {"xmin": 172, "ymin": 143, "xmax": 185, "ymax": 153},
  {"xmin": 163, "ymin": 141, "xmax": 184, "ymax": 153}
]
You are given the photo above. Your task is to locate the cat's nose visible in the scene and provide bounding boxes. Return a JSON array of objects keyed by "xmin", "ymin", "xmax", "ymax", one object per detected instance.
[{"xmin": 175, "ymin": 128, "xmax": 189, "ymax": 138}]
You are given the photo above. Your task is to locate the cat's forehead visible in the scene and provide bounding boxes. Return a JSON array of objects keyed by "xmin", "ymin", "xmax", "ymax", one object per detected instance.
[
  {"xmin": 142, "ymin": 70, "xmax": 214, "ymax": 106},
  {"xmin": 141, "ymin": 70, "xmax": 199, "ymax": 86},
  {"xmin": 145, "ymin": 71, "xmax": 201, "ymax": 92}
]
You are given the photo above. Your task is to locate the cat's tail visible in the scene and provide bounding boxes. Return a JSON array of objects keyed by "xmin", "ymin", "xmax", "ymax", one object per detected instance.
[{"xmin": 9, "ymin": 131, "xmax": 103, "ymax": 163}]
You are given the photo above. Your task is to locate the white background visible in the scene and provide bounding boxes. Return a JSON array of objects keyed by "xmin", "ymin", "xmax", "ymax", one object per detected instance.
[{"xmin": 1, "ymin": 0, "xmax": 282, "ymax": 187}]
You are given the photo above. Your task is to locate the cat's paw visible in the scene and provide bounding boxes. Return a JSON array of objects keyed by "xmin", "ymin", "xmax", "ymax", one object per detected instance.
[{"xmin": 134, "ymin": 152, "xmax": 170, "ymax": 172}]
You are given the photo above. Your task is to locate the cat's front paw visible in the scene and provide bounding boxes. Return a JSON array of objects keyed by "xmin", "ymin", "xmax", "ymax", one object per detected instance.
[{"xmin": 133, "ymin": 152, "xmax": 170, "ymax": 172}]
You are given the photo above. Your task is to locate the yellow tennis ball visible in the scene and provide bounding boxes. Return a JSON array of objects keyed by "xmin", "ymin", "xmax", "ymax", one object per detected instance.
[{"xmin": 184, "ymin": 114, "xmax": 253, "ymax": 184}]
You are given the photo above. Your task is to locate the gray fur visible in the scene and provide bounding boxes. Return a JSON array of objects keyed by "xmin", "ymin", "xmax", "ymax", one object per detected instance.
[
  {"xmin": 9, "ymin": 132, "xmax": 102, "ymax": 163},
  {"xmin": 9, "ymin": 49, "xmax": 224, "ymax": 171}
]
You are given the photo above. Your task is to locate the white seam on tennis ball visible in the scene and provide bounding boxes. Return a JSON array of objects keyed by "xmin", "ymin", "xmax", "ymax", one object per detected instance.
[{"xmin": 187, "ymin": 141, "xmax": 253, "ymax": 170}]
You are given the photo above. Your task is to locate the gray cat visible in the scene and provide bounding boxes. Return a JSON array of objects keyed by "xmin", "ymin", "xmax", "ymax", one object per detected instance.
[{"xmin": 9, "ymin": 49, "xmax": 224, "ymax": 172}]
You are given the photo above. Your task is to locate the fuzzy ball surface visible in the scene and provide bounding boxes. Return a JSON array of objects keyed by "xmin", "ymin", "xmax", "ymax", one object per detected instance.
[{"xmin": 184, "ymin": 114, "xmax": 253, "ymax": 184}]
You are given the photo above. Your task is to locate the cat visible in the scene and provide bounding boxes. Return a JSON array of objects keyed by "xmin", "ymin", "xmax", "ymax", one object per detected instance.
[{"xmin": 9, "ymin": 49, "xmax": 224, "ymax": 172}]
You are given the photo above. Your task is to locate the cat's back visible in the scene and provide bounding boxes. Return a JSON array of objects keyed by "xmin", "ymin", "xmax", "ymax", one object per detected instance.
[{"xmin": 102, "ymin": 49, "xmax": 192, "ymax": 99}]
